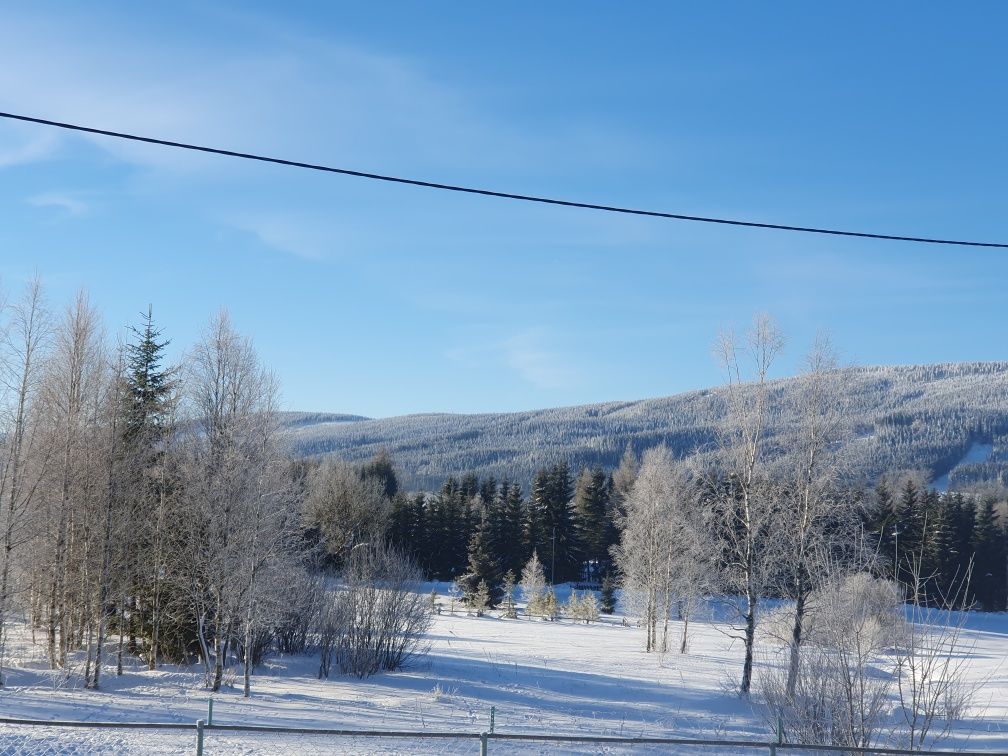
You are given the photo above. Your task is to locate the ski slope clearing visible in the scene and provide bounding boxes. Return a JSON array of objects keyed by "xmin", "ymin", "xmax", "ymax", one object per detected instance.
[{"xmin": 1, "ymin": 595, "xmax": 1006, "ymax": 753}]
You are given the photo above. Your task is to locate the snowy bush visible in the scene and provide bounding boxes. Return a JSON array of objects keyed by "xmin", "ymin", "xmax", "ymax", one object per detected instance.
[
  {"xmin": 317, "ymin": 542, "xmax": 431, "ymax": 679},
  {"xmin": 760, "ymin": 573, "xmax": 906, "ymax": 652}
]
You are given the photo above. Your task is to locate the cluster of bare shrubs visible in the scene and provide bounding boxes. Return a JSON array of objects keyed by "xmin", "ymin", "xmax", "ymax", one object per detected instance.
[
  {"xmin": 760, "ymin": 567, "xmax": 979, "ymax": 751},
  {"xmin": 315, "ymin": 542, "xmax": 431, "ymax": 679}
]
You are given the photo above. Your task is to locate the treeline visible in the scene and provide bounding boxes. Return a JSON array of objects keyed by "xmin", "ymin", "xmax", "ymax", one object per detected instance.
[
  {"xmin": 386, "ymin": 454, "xmax": 633, "ymax": 588},
  {"xmin": 382, "ymin": 452, "xmax": 1007, "ymax": 618},
  {"xmin": 865, "ymin": 477, "xmax": 1007, "ymax": 611}
]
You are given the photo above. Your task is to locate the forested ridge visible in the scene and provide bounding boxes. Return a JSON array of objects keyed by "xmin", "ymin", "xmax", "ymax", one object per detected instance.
[{"xmin": 282, "ymin": 361, "xmax": 1008, "ymax": 491}]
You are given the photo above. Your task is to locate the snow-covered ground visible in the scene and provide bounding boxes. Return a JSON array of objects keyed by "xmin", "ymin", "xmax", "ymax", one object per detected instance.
[{"xmin": 1, "ymin": 588, "xmax": 1006, "ymax": 754}]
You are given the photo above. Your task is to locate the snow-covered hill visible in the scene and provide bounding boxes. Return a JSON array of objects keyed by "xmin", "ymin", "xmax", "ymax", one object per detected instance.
[{"xmin": 281, "ymin": 362, "xmax": 1008, "ymax": 491}]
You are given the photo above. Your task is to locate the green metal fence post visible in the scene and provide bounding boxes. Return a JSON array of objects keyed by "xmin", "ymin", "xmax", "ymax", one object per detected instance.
[
  {"xmin": 196, "ymin": 719, "xmax": 205, "ymax": 756},
  {"xmin": 480, "ymin": 731, "xmax": 488, "ymax": 755},
  {"xmin": 769, "ymin": 714, "xmax": 782, "ymax": 755},
  {"xmin": 207, "ymin": 698, "xmax": 214, "ymax": 726}
]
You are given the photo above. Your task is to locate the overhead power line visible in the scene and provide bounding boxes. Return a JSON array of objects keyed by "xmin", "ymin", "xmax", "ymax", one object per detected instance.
[{"xmin": 2, "ymin": 109, "xmax": 1005, "ymax": 249}]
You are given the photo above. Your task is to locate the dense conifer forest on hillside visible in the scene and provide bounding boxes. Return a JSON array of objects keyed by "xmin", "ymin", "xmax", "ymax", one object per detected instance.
[{"xmin": 281, "ymin": 362, "xmax": 1008, "ymax": 492}]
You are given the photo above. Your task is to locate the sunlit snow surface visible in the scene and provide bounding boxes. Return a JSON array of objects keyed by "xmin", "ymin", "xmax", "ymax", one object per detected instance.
[{"xmin": 0, "ymin": 586, "xmax": 1005, "ymax": 754}]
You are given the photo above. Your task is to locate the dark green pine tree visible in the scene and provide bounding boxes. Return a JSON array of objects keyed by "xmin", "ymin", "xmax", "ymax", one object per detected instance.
[
  {"xmin": 460, "ymin": 473, "xmax": 480, "ymax": 499},
  {"xmin": 863, "ymin": 479, "xmax": 895, "ymax": 577},
  {"xmin": 409, "ymin": 494, "xmax": 429, "ymax": 573},
  {"xmin": 388, "ymin": 492, "xmax": 415, "ymax": 557},
  {"xmin": 122, "ymin": 306, "xmax": 174, "ymax": 659},
  {"xmin": 894, "ymin": 479, "xmax": 924, "ymax": 591},
  {"xmin": 543, "ymin": 462, "xmax": 579, "ymax": 583},
  {"xmin": 479, "ymin": 476, "xmax": 498, "ymax": 509},
  {"xmin": 525, "ymin": 468, "xmax": 550, "ymax": 567},
  {"xmin": 955, "ymin": 493, "xmax": 977, "ymax": 584},
  {"xmin": 427, "ymin": 479, "xmax": 460, "ymax": 580},
  {"xmin": 600, "ymin": 572, "xmax": 616, "ymax": 614},
  {"xmin": 124, "ymin": 305, "xmax": 173, "ymax": 443},
  {"xmin": 918, "ymin": 488, "xmax": 942, "ymax": 588},
  {"xmin": 459, "ymin": 512, "xmax": 502, "ymax": 606},
  {"xmin": 573, "ymin": 466, "xmax": 610, "ymax": 582},
  {"xmin": 972, "ymin": 498, "xmax": 1007, "ymax": 611},
  {"xmin": 501, "ymin": 482, "xmax": 526, "ymax": 576},
  {"xmin": 438, "ymin": 477, "xmax": 469, "ymax": 578},
  {"xmin": 927, "ymin": 495, "xmax": 961, "ymax": 606}
]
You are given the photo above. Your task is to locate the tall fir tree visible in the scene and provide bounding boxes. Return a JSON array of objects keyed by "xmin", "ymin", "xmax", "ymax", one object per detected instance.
[
  {"xmin": 573, "ymin": 466, "xmax": 610, "ymax": 581},
  {"xmin": 525, "ymin": 468, "xmax": 550, "ymax": 567},
  {"xmin": 501, "ymin": 482, "xmax": 526, "ymax": 576},
  {"xmin": 543, "ymin": 462, "xmax": 579, "ymax": 583},
  {"xmin": 459, "ymin": 510, "xmax": 502, "ymax": 606},
  {"xmin": 895, "ymin": 478, "xmax": 924, "ymax": 592},
  {"xmin": 863, "ymin": 479, "xmax": 895, "ymax": 577},
  {"xmin": 973, "ymin": 498, "xmax": 1007, "ymax": 611},
  {"xmin": 124, "ymin": 305, "xmax": 173, "ymax": 442}
]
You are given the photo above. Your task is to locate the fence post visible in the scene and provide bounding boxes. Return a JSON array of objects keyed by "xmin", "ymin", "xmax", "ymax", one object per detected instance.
[
  {"xmin": 480, "ymin": 731, "xmax": 488, "ymax": 755},
  {"xmin": 196, "ymin": 719, "xmax": 205, "ymax": 756},
  {"xmin": 769, "ymin": 713, "xmax": 782, "ymax": 755},
  {"xmin": 489, "ymin": 706, "xmax": 495, "ymax": 734},
  {"xmin": 207, "ymin": 698, "xmax": 214, "ymax": 726}
]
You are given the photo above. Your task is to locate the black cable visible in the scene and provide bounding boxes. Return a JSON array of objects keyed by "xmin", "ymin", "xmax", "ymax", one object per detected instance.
[{"xmin": 2, "ymin": 110, "xmax": 1005, "ymax": 249}]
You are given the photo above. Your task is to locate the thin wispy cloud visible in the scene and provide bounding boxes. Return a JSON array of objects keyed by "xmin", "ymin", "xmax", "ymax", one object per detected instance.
[
  {"xmin": 27, "ymin": 192, "xmax": 89, "ymax": 217},
  {"xmin": 0, "ymin": 125, "xmax": 60, "ymax": 168},
  {"xmin": 503, "ymin": 330, "xmax": 575, "ymax": 390},
  {"xmin": 228, "ymin": 214, "xmax": 337, "ymax": 261},
  {"xmin": 446, "ymin": 329, "xmax": 577, "ymax": 391}
]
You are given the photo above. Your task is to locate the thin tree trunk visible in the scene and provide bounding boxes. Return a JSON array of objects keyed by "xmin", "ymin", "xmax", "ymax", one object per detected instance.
[
  {"xmin": 211, "ymin": 593, "xmax": 224, "ymax": 692},
  {"xmin": 116, "ymin": 594, "xmax": 126, "ymax": 675},
  {"xmin": 740, "ymin": 588, "xmax": 757, "ymax": 695},
  {"xmin": 786, "ymin": 585, "xmax": 807, "ymax": 699},
  {"xmin": 680, "ymin": 595, "xmax": 691, "ymax": 654}
]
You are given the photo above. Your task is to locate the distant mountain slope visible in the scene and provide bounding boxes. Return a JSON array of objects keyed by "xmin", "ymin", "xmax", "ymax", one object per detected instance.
[{"xmin": 281, "ymin": 362, "xmax": 1008, "ymax": 492}]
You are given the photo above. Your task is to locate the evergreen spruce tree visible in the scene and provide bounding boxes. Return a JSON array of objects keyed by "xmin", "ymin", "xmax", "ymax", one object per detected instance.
[
  {"xmin": 122, "ymin": 306, "xmax": 176, "ymax": 665},
  {"xmin": 573, "ymin": 466, "xmax": 610, "ymax": 582},
  {"xmin": 928, "ymin": 495, "xmax": 961, "ymax": 605},
  {"xmin": 600, "ymin": 573, "xmax": 616, "ymax": 614},
  {"xmin": 973, "ymin": 498, "xmax": 1007, "ymax": 611},
  {"xmin": 502, "ymin": 482, "xmax": 526, "ymax": 575},
  {"xmin": 918, "ymin": 488, "xmax": 941, "ymax": 590},
  {"xmin": 520, "ymin": 552, "xmax": 547, "ymax": 616},
  {"xmin": 124, "ymin": 305, "xmax": 173, "ymax": 442},
  {"xmin": 388, "ymin": 492, "xmax": 414, "ymax": 556},
  {"xmin": 951, "ymin": 492, "xmax": 978, "ymax": 607},
  {"xmin": 479, "ymin": 476, "xmax": 498, "ymax": 509},
  {"xmin": 863, "ymin": 479, "xmax": 895, "ymax": 576},
  {"xmin": 497, "ymin": 481, "xmax": 528, "ymax": 576},
  {"xmin": 471, "ymin": 580, "xmax": 491, "ymax": 617},
  {"xmin": 525, "ymin": 468, "xmax": 550, "ymax": 566},
  {"xmin": 501, "ymin": 570, "xmax": 518, "ymax": 618},
  {"xmin": 543, "ymin": 462, "xmax": 578, "ymax": 583},
  {"xmin": 459, "ymin": 511, "xmax": 502, "ymax": 606},
  {"xmin": 895, "ymin": 478, "xmax": 924, "ymax": 592},
  {"xmin": 564, "ymin": 590, "xmax": 582, "ymax": 621}
]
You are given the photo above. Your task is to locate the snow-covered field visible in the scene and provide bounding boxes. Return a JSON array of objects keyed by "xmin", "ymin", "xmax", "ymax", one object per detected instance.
[{"xmin": 1, "ymin": 588, "xmax": 1006, "ymax": 754}]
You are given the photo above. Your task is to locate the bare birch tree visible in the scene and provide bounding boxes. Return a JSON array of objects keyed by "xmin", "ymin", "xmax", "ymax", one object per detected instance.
[
  {"xmin": 774, "ymin": 335, "xmax": 859, "ymax": 698},
  {"xmin": 0, "ymin": 279, "xmax": 50, "ymax": 685},
  {"xmin": 708, "ymin": 313, "xmax": 785, "ymax": 695}
]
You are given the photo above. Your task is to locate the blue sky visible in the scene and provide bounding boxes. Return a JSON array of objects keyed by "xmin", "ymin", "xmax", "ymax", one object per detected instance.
[{"xmin": 2, "ymin": 2, "xmax": 1007, "ymax": 417}]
